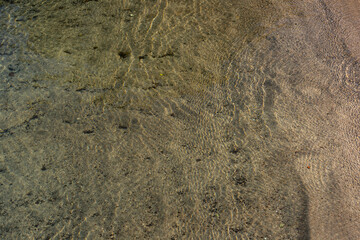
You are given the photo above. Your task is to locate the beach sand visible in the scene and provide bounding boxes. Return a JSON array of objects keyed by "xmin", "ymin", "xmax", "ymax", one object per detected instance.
[{"xmin": 0, "ymin": 0, "xmax": 359, "ymax": 239}]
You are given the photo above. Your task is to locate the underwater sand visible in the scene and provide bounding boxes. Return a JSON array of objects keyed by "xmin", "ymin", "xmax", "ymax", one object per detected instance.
[{"xmin": 1, "ymin": 0, "xmax": 359, "ymax": 239}]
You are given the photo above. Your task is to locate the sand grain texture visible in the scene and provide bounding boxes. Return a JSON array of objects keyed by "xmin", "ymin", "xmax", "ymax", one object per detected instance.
[{"xmin": 0, "ymin": 0, "xmax": 359, "ymax": 239}]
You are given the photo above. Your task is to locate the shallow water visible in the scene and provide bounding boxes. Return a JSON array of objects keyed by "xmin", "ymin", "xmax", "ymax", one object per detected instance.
[{"xmin": 1, "ymin": 0, "xmax": 359, "ymax": 239}]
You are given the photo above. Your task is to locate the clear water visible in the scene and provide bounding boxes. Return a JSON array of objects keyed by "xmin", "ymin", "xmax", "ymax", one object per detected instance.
[{"xmin": 1, "ymin": 0, "xmax": 359, "ymax": 239}]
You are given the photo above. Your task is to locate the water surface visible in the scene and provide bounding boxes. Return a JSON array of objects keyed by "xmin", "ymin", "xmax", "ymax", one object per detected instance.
[{"xmin": 1, "ymin": 0, "xmax": 359, "ymax": 239}]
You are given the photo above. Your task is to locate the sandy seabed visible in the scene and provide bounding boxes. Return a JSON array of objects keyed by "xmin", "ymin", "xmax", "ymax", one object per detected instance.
[{"xmin": 0, "ymin": 0, "xmax": 359, "ymax": 239}]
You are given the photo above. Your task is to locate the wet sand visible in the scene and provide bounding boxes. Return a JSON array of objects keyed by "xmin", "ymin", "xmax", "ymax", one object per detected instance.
[
  {"xmin": 0, "ymin": 0, "xmax": 359, "ymax": 239},
  {"xmin": 326, "ymin": 0, "xmax": 360, "ymax": 62}
]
